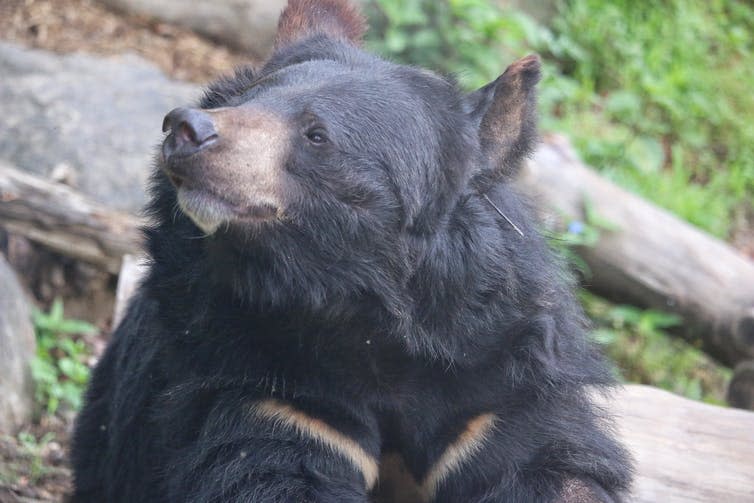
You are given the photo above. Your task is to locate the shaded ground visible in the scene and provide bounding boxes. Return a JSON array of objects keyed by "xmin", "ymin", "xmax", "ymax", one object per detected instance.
[
  {"xmin": 0, "ymin": 0, "xmax": 251, "ymax": 83},
  {"xmin": 0, "ymin": 418, "xmax": 71, "ymax": 503}
]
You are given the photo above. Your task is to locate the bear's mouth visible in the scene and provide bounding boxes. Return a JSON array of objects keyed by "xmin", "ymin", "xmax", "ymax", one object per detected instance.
[{"xmin": 168, "ymin": 173, "xmax": 280, "ymax": 234}]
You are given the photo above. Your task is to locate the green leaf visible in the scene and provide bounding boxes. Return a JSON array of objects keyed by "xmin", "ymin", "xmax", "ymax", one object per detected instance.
[
  {"xmin": 55, "ymin": 318, "xmax": 97, "ymax": 335},
  {"xmin": 49, "ymin": 298, "xmax": 64, "ymax": 323},
  {"xmin": 30, "ymin": 358, "xmax": 59, "ymax": 385}
]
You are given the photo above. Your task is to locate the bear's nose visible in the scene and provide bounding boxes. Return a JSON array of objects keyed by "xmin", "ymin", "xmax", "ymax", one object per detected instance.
[{"xmin": 162, "ymin": 107, "xmax": 218, "ymax": 161}]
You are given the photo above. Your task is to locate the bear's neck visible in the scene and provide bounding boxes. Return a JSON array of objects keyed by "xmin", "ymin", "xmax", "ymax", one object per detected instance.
[{"xmin": 144, "ymin": 189, "xmax": 546, "ymax": 366}]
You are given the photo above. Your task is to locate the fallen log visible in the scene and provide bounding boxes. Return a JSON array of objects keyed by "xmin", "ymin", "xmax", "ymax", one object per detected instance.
[
  {"xmin": 0, "ymin": 162, "xmax": 142, "ymax": 274},
  {"xmin": 600, "ymin": 385, "xmax": 754, "ymax": 503},
  {"xmin": 517, "ymin": 134, "xmax": 754, "ymax": 366}
]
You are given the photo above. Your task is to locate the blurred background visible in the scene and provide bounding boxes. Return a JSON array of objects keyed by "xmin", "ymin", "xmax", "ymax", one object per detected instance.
[{"xmin": 0, "ymin": 0, "xmax": 752, "ymax": 500}]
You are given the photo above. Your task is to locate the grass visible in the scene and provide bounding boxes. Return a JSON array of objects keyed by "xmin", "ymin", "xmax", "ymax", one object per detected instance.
[
  {"xmin": 366, "ymin": 0, "xmax": 749, "ymax": 403},
  {"xmin": 539, "ymin": 0, "xmax": 754, "ymax": 238},
  {"xmin": 367, "ymin": 0, "xmax": 754, "ymax": 238}
]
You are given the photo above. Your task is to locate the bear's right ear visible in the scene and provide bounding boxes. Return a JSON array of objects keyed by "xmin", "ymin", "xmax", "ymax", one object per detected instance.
[
  {"xmin": 275, "ymin": 0, "xmax": 367, "ymax": 49},
  {"xmin": 467, "ymin": 55, "xmax": 541, "ymax": 186}
]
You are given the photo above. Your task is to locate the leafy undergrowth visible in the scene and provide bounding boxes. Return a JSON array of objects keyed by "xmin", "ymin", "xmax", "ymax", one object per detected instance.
[
  {"xmin": 582, "ymin": 292, "xmax": 731, "ymax": 404},
  {"xmin": 31, "ymin": 299, "xmax": 96, "ymax": 417},
  {"xmin": 541, "ymin": 0, "xmax": 754, "ymax": 240},
  {"xmin": 1, "ymin": 300, "xmax": 98, "ymax": 501},
  {"xmin": 367, "ymin": 0, "xmax": 754, "ymax": 239},
  {"xmin": 0, "ymin": 423, "xmax": 72, "ymax": 502}
]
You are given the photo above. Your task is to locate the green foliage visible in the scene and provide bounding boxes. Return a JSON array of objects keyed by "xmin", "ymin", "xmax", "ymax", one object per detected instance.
[
  {"xmin": 367, "ymin": 0, "xmax": 754, "ymax": 238},
  {"xmin": 0, "ymin": 431, "xmax": 56, "ymax": 486},
  {"xmin": 541, "ymin": 0, "xmax": 754, "ymax": 237},
  {"xmin": 31, "ymin": 299, "xmax": 95, "ymax": 415},
  {"xmin": 366, "ymin": 0, "xmax": 535, "ymax": 88},
  {"xmin": 582, "ymin": 292, "xmax": 731, "ymax": 404},
  {"xmin": 16, "ymin": 431, "xmax": 56, "ymax": 483}
]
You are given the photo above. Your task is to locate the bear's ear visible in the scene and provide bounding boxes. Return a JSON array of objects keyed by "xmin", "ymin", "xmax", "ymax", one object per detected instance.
[
  {"xmin": 275, "ymin": 0, "xmax": 367, "ymax": 49},
  {"xmin": 467, "ymin": 54, "xmax": 541, "ymax": 185}
]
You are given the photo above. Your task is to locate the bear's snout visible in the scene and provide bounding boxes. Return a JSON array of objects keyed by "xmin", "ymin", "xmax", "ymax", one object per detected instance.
[
  {"xmin": 160, "ymin": 105, "xmax": 291, "ymax": 235},
  {"xmin": 162, "ymin": 107, "xmax": 218, "ymax": 162}
]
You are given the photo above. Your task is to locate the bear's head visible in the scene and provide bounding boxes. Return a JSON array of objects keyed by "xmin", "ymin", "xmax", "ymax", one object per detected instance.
[{"xmin": 151, "ymin": 0, "xmax": 545, "ymax": 358}]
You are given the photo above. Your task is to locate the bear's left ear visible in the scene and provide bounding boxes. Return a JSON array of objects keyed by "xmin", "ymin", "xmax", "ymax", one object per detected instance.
[
  {"xmin": 467, "ymin": 54, "xmax": 541, "ymax": 185},
  {"xmin": 275, "ymin": 0, "xmax": 367, "ymax": 49}
]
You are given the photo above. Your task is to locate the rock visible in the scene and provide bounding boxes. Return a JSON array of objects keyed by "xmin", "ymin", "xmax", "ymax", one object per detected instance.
[
  {"xmin": 100, "ymin": 0, "xmax": 287, "ymax": 58},
  {"xmin": 0, "ymin": 42, "xmax": 200, "ymax": 213},
  {"xmin": 0, "ymin": 254, "xmax": 36, "ymax": 434}
]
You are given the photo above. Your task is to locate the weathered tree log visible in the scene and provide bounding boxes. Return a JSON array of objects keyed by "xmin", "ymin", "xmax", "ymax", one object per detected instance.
[
  {"xmin": 517, "ymin": 134, "xmax": 754, "ymax": 366},
  {"xmin": 600, "ymin": 385, "xmax": 754, "ymax": 502},
  {"xmin": 0, "ymin": 162, "xmax": 142, "ymax": 274}
]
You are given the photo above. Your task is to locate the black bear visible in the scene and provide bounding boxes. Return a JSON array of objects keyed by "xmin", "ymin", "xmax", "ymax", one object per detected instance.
[{"xmin": 71, "ymin": 0, "xmax": 632, "ymax": 501}]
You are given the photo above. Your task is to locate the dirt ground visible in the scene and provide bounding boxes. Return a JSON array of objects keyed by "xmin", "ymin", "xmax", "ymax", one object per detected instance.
[
  {"xmin": 0, "ymin": 417, "xmax": 71, "ymax": 503},
  {"xmin": 0, "ymin": 0, "xmax": 252, "ymax": 83}
]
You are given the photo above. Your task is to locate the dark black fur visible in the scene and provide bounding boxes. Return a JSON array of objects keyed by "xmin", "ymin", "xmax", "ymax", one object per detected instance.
[{"xmin": 71, "ymin": 7, "xmax": 632, "ymax": 502}]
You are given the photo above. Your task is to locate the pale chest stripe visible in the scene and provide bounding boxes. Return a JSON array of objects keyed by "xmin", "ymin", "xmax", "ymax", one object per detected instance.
[
  {"xmin": 250, "ymin": 399, "xmax": 379, "ymax": 491},
  {"xmin": 421, "ymin": 413, "xmax": 499, "ymax": 500}
]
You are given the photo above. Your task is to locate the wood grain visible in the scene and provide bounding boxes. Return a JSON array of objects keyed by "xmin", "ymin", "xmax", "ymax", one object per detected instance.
[
  {"xmin": 600, "ymin": 385, "xmax": 754, "ymax": 503},
  {"xmin": 0, "ymin": 162, "xmax": 142, "ymax": 273}
]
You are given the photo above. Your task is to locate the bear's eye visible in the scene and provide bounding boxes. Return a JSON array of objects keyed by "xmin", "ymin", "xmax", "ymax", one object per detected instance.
[{"xmin": 305, "ymin": 128, "xmax": 328, "ymax": 145}]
